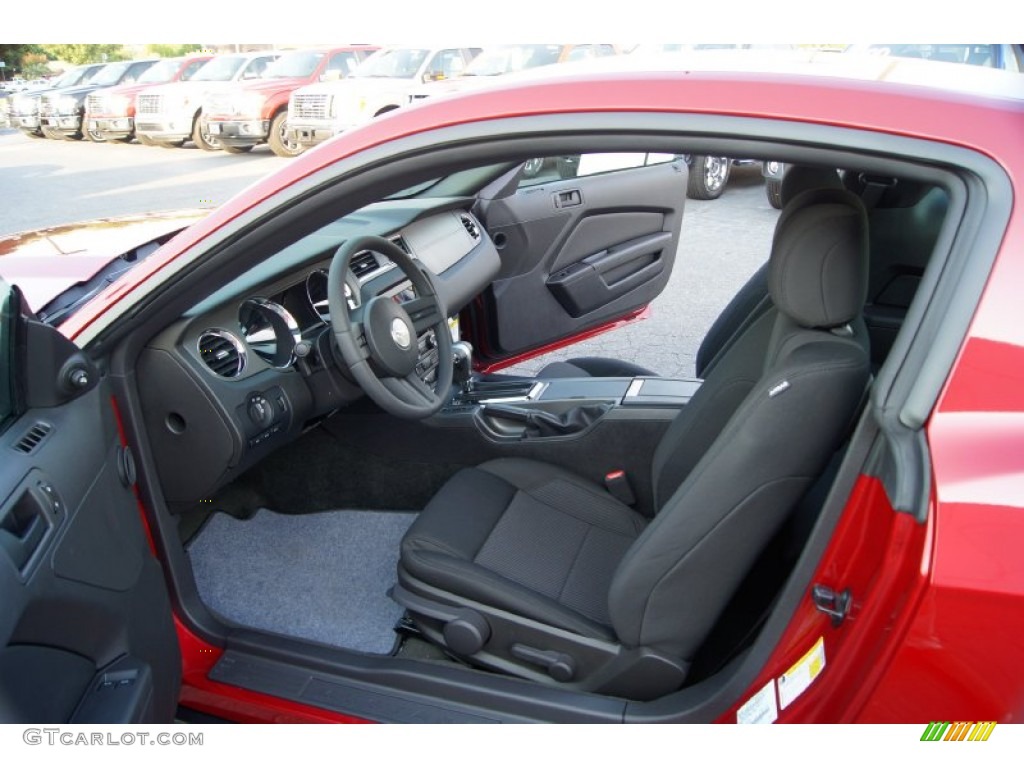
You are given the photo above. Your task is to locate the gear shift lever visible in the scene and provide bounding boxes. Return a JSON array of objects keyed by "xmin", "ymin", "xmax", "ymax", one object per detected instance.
[{"xmin": 452, "ymin": 341, "xmax": 474, "ymax": 395}]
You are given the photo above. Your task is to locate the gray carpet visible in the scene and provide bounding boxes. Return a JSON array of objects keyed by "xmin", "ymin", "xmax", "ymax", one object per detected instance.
[{"xmin": 187, "ymin": 508, "xmax": 416, "ymax": 654}]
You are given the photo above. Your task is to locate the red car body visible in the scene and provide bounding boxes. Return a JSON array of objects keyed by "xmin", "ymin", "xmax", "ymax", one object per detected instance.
[{"xmin": 4, "ymin": 53, "xmax": 1023, "ymax": 724}]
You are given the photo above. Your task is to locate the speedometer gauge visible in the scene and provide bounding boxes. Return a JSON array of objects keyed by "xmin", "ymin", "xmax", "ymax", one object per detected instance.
[{"xmin": 238, "ymin": 298, "xmax": 301, "ymax": 369}]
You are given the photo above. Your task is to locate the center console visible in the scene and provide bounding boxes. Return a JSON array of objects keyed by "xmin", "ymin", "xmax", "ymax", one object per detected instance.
[{"xmin": 438, "ymin": 344, "xmax": 701, "ymax": 444}]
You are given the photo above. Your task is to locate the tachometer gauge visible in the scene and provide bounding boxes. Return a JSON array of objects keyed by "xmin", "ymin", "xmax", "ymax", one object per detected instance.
[
  {"xmin": 238, "ymin": 298, "xmax": 301, "ymax": 369},
  {"xmin": 306, "ymin": 268, "xmax": 360, "ymax": 322}
]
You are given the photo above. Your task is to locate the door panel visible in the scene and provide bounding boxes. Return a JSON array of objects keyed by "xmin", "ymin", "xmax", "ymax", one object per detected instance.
[
  {"xmin": 473, "ymin": 156, "xmax": 687, "ymax": 360},
  {"xmin": 0, "ymin": 293, "xmax": 180, "ymax": 723}
]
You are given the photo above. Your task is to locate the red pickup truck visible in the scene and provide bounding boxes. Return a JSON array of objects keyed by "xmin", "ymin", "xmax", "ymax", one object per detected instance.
[
  {"xmin": 85, "ymin": 54, "xmax": 214, "ymax": 142},
  {"xmin": 201, "ymin": 46, "xmax": 377, "ymax": 157}
]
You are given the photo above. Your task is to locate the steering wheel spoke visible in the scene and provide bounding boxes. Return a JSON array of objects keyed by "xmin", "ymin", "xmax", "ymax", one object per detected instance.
[
  {"xmin": 382, "ymin": 371, "xmax": 438, "ymax": 408},
  {"xmin": 351, "ymin": 321, "xmax": 370, "ymax": 361},
  {"xmin": 403, "ymin": 295, "xmax": 443, "ymax": 334}
]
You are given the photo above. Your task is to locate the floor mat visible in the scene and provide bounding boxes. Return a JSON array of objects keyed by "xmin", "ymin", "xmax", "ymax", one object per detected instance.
[{"xmin": 187, "ymin": 508, "xmax": 416, "ymax": 654}]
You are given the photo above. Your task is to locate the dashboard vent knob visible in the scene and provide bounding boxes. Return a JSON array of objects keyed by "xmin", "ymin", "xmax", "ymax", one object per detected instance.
[
  {"xmin": 350, "ymin": 251, "xmax": 380, "ymax": 278},
  {"xmin": 197, "ymin": 330, "xmax": 246, "ymax": 378},
  {"xmin": 459, "ymin": 214, "xmax": 480, "ymax": 241}
]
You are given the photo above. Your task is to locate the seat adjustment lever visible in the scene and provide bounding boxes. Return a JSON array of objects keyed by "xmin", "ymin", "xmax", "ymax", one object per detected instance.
[{"xmin": 511, "ymin": 643, "xmax": 576, "ymax": 682}]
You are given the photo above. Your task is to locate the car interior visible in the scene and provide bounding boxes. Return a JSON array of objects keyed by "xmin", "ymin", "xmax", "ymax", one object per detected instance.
[{"xmin": 1, "ymin": 123, "xmax": 965, "ymax": 722}]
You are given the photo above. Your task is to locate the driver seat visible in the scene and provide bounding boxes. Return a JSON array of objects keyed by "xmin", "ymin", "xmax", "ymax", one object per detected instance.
[{"xmin": 394, "ymin": 187, "xmax": 871, "ymax": 700}]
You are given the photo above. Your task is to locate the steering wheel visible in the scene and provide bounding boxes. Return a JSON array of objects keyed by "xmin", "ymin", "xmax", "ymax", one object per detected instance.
[{"xmin": 327, "ymin": 235, "xmax": 453, "ymax": 419}]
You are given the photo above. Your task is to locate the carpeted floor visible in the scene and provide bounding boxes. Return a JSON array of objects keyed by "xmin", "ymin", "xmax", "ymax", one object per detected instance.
[{"xmin": 187, "ymin": 508, "xmax": 416, "ymax": 655}]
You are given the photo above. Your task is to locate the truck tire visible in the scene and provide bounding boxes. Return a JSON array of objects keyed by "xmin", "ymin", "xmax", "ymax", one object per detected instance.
[
  {"xmin": 686, "ymin": 155, "xmax": 731, "ymax": 200},
  {"xmin": 766, "ymin": 179, "xmax": 783, "ymax": 209},
  {"xmin": 221, "ymin": 143, "xmax": 254, "ymax": 154},
  {"xmin": 268, "ymin": 111, "xmax": 302, "ymax": 158},
  {"xmin": 192, "ymin": 113, "xmax": 221, "ymax": 151}
]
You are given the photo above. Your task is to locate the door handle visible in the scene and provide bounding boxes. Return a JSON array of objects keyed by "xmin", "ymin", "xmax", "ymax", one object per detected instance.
[
  {"xmin": 553, "ymin": 189, "xmax": 582, "ymax": 208},
  {"xmin": 0, "ymin": 489, "xmax": 51, "ymax": 572}
]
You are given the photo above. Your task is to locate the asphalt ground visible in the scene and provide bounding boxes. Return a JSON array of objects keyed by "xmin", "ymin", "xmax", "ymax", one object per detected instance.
[{"xmin": 0, "ymin": 127, "xmax": 777, "ymax": 377}]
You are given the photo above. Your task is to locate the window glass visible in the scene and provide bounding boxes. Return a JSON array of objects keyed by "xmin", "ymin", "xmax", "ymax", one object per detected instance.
[
  {"xmin": 425, "ymin": 49, "xmax": 468, "ymax": 80},
  {"xmin": 517, "ymin": 152, "xmax": 677, "ymax": 188},
  {"xmin": 326, "ymin": 51, "xmax": 362, "ymax": 77},
  {"xmin": 265, "ymin": 51, "xmax": 323, "ymax": 79},
  {"xmin": 354, "ymin": 49, "xmax": 430, "ymax": 79},
  {"xmin": 179, "ymin": 59, "xmax": 209, "ymax": 81},
  {"xmin": 241, "ymin": 56, "xmax": 274, "ymax": 79},
  {"xmin": 137, "ymin": 59, "xmax": 179, "ymax": 84}
]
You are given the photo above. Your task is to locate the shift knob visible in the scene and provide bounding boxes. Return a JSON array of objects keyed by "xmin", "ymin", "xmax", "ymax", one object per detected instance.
[{"xmin": 452, "ymin": 341, "xmax": 474, "ymax": 390}]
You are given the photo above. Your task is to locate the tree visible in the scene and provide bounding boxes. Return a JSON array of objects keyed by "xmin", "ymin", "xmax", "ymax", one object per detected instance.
[
  {"xmin": 20, "ymin": 53, "xmax": 50, "ymax": 79},
  {"xmin": 146, "ymin": 44, "xmax": 204, "ymax": 58},
  {"xmin": 0, "ymin": 44, "xmax": 40, "ymax": 79},
  {"xmin": 39, "ymin": 44, "xmax": 128, "ymax": 65}
]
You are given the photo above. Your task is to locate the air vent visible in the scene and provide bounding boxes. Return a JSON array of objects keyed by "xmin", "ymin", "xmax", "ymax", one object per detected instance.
[
  {"xmin": 13, "ymin": 422, "xmax": 52, "ymax": 454},
  {"xmin": 391, "ymin": 236, "xmax": 411, "ymax": 254},
  {"xmin": 350, "ymin": 251, "xmax": 380, "ymax": 278},
  {"xmin": 460, "ymin": 214, "xmax": 481, "ymax": 241},
  {"xmin": 197, "ymin": 330, "xmax": 246, "ymax": 378}
]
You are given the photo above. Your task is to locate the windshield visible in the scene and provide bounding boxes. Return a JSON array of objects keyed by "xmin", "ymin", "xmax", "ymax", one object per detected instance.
[
  {"xmin": 264, "ymin": 51, "xmax": 323, "ymax": 79},
  {"xmin": 463, "ymin": 45, "xmax": 564, "ymax": 76},
  {"xmin": 192, "ymin": 55, "xmax": 245, "ymax": 81},
  {"xmin": 354, "ymin": 48, "xmax": 429, "ymax": 78},
  {"xmin": 137, "ymin": 59, "xmax": 180, "ymax": 84},
  {"xmin": 848, "ymin": 44, "xmax": 999, "ymax": 67},
  {"xmin": 89, "ymin": 62, "xmax": 131, "ymax": 87},
  {"xmin": 55, "ymin": 67, "xmax": 92, "ymax": 88}
]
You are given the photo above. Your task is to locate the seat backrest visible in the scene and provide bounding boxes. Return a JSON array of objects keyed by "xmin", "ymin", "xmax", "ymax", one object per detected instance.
[
  {"xmin": 609, "ymin": 188, "xmax": 871, "ymax": 661},
  {"xmin": 695, "ymin": 166, "xmax": 844, "ymax": 378}
]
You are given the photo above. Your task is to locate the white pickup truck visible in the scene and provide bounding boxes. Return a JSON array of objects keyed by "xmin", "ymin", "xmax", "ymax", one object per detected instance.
[
  {"xmin": 134, "ymin": 51, "xmax": 278, "ymax": 149},
  {"xmin": 285, "ymin": 46, "xmax": 480, "ymax": 151}
]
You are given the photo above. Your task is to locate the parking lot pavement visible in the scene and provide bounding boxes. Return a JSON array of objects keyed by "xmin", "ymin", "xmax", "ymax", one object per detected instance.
[
  {"xmin": 0, "ymin": 128, "xmax": 281, "ymax": 234},
  {"xmin": 0, "ymin": 132, "xmax": 777, "ymax": 376}
]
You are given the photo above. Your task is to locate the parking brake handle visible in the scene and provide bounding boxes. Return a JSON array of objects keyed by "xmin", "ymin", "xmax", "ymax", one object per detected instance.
[{"xmin": 482, "ymin": 403, "xmax": 611, "ymax": 438}]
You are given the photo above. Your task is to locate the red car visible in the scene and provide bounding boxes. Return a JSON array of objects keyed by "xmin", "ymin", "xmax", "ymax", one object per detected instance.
[{"xmin": 0, "ymin": 52, "xmax": 1021, "ymax": 725}]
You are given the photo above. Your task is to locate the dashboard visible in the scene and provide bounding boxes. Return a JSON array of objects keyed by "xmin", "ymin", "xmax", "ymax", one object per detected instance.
[{"xmin": 135, "ymin": 200, "xmax": 500, "ymax": 506}]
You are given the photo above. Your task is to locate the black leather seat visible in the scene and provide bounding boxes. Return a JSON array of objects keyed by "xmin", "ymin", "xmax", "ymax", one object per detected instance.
[
  {"xmin": 536, "ymin": 165, "xmax": 844, "ymax": 381},
  {"xmin": 395, "ymin": 186, "xmax": 871, "ymax": 700}
]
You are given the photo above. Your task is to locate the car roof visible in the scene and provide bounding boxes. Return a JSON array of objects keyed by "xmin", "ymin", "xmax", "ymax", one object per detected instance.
[{"xmin": 498, "ymin": 48, "xmax": 1024, "ymax": 103}]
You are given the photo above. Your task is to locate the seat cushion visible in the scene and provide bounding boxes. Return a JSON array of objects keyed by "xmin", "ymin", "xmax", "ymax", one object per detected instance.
[{"xmin": 400, "ymin": 458, "xmax": 647, "ymax": 639}]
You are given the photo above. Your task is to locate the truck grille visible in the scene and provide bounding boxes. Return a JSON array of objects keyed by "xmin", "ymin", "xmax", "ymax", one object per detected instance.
[
  {"xmin": 292, "ymin": 93, "xmax": 330, "ymax": 120},
  {"xmin": 137, "ymin": 94, "xmax": 162, "ymax": 115},
  {"xmin": 11, "ymin": 95, "xmax": 40, "ymax": 116},
  {"xmin": 39, "ymin": 95, "xmax": 56, "ymax": 116},
  {"xmin": 86, "ymin": 94, "xmax": 104, "ymax": 114}
]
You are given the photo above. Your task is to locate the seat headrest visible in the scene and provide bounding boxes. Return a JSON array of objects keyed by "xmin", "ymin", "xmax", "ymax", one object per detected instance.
[
  {"xmin": 780, "ymin": 165, "xmax": 843, "ymax": 207},
  {"xmin": 843, "ymin": 172, "xmax": 935, "ymax": 208},
  {"xmin": 768, "ymin": 188, "xmax": 869, "ymax": 329}
]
